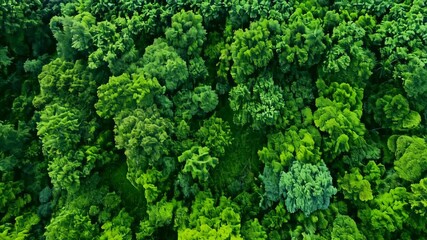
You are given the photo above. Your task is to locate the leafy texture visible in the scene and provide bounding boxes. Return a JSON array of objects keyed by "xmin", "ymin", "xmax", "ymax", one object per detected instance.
[
  {"xmin": 389, "ymin": 135, "xmax": 427, "ymax": 182},
  {"xmin": 338, "ymin": 168, "xmax": 373, "ymax": 202},
  {"xmin": 279, "ymin": 161, "xmax": 337, "ymax": 216},
  {"xmin": 195, "ymin": 116, "xmax": 232, "ymax": 157},
  {"xmin": 230, "ymin": 19, "xmax": 280, "ymax": 83},
  {"xmin": 314, "ymin": 80, "xmax": 366, "ymax": 160},
  {"xmin": 166, "ymin": 10, "xmax": 206, "ymax": 58},
  {"xmin": 142, "ymin": 39, "xmax": 188, "ymax": 92},
  {"xmin": 229, "ymin": 75, "xmax": 285, "ymax": 129},
  {"xmin": 96, "ymin": 71, "xmax": 164, "ymax": 119},
  {"xmin": 177, "ymin": 192, "xmax": 243, "ymax": 240},
  {"xmin": 332, "ymin": 215, "xmax": 365, "ymax": 240},
  {"xmin": 114, "ymin": 106, "xmax": 173, "ymax": 188},
  {"xmin": 178, "ymin": 146, "xmax": 219, "ymax": 182},
  {"xmin": 410, "ymin": 178, "xmax": 427, "ymax": 217},
  {"xmin": 3, "ymin": 1, "xmax": 427, "ymax": 239},
  {"xmin": 374, "ymin": 94, "xmax": 421, "ymax": 131}
]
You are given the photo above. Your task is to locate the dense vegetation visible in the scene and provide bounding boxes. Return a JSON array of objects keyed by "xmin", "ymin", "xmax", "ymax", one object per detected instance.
[{"xmin": 1, "ymin": 0, "xmax": 427, "ymax": 239}]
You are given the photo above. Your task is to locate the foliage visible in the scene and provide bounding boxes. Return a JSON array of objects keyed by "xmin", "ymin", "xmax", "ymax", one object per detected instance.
[
  {"xmin": 276, "ymin": 8, "xmax": 327, "ymax": 73},
  {"xmin": 332, "ymin": 215, "xmax": 365, "ymax": 240},
  {"xmin": 320, "ymin": 19, "xmax": 375, "ymax": 88},
  {"xmin": 100, "ymin": 209, "xmax": 133, "ymax": 240},
  {"xmin": 142, "ymin": 39, "xmax": 189, "ymax": 92},
  {"xmin": 195, "ymin": 116, "xmax": 232, "ymax": 157},
  {"xmin": 165, "ymin": 10, "xmax": 207, "ymax": 59},
  {"xmin": 177, "ymin": 191, "xmax": 243, "ymax": 239},
  {"xmin": 178, "ymin": 146, "xmax": 219, "ymax": 182},
  {"xmin": 45, "ymin": 208, "xmax": 98, "ymax": 240},
  {"xmin": 37, "ymin": 103, "xmax": 95, "ymax": 190},
  {"xmin": 338, "ymin": 168, "xmax": 373, "ymax": 202},
  {"xmin": 374, "ymin": 94, "xmax": 421, "ymax": 131},
  {"xmin": 33, "ymin": 58, "xmax": 98, "ymax": 108},
  {"xmin": 410, "ymin": 178, "xmax": 427, "ymax": 217},
  {"xmin": 3, "ymin": 0, "xmax": 427, "ymax": 239},
  {"xmin": 279, "ymin": 161, "xmax": 337, "ymax": 216},
  {"xmin": 96, "ymin": 71, "xmax": 164, "ymax": 119},
  {"xmin": 229, "ymin": 74, "xmax": 285, "ymax": 129},
  {"xmin": 114, "ymin": 106, "xmax": 173, "ymax": 187},
  {"xmin": 258, "ymin": 164, "xmax": 281, "ymax": 208},
  {"xmin": 241, "ymin": 218, "xmax": 267, "ymax": 240},
  {"xmin": 359, "ymin": 187, "xmax": 410, "ymax": 237},
  {"xmin": 230, "ymin": 19, "xmax": 280, "ymax": 82},
  {"xmin": 0, "ymin": 213, "xmax": 40, "ymax": 240},
  {"xmin": 50, "ymin": 12, "xmax": 96, "ymax": 61},
  {"xmin": 314, "ymin": 80, "xmax": 366, "ymax": 159},
  {"xmin": 44, "ymin": 177, "xmax": 131, "ymax": 239},
  {"xmin": 388, "ymin": 135, "xmax": 427, "ymax": 182},
  {"xmin": 88, "ymin": 17, "xmax": 138, "ymax": 75}
]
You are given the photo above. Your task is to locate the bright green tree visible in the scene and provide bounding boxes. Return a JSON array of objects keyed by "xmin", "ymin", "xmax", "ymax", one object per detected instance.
[
  {"xmin": 332, "ymin": 215, "xmax": 365, "ymax": 240},
  {"xmin": 142, "ymin": 39, "xmax": 188, "ymax": 91},
  {"xmin": 178, "ymin": 146, "xmax": 219, "ymax": 182},
  {"xmin": 388, "ymin": 135, "xmax": 427, "ymax": 182},
  {"xmin": 230, "ymin": 19, "xmax": 280, "ymax": 83},
  {"xmin": 96, "ymin": 71, "xmax": 164, "ymax": 119},
  {"xmin": 177, "ymin": 192, "xmax": 243, "ymax": 239},
  {"xmin": 338, "ymin": 168, "xmax": 373, "ymax": 202},
  {"xmin": 165, "ymin": 10, "xmax": 207, "ymax": 59},
  {"xmin": 195, "ymin": 116, "xmax": 232, "ymax": 157},
  {"xmin": 114, "ymin": 106, "xmax": 173, "ymax": 187},
  {"xmin": 374, "ymin": 94, "xmax": 421, "ymax": 131}
]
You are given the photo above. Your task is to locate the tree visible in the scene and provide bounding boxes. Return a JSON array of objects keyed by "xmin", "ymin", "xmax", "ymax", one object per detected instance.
[
  {"xmin": 258, "ymin": 164, "xmax": 281, "ymax": 209},
  {"xmin": 241, "ymin": 218, "xmax": 267, "ymax": 240},
  {"xmin": 314, "ymin": 80, "xmax": 366, "ymax": 160},
  {"xmin": 88, "ymin": 17, "xmax": 138, "ymax": 75},
  {"xmin": 0, "ymin": 213, "xmax": 40, "ymax": 240},
  {"xmin": 374, "ymin": 94, "xmax": 421, "ymax": 131},
  {"xmin": 100, "ymin": 209, "xmax": 133, "ymax": 240},
  {"xmin": 178, "ymin": 146, "xmax": 219, "ymax": 182},
  {"xmin": 146, "ymin": 198, "xmax": 176, "ymax": 228},
  {"xmin": 338, "ymin": 168, "xmax": 373, "ymax": 202},
  {"xmin": 195, "ymin": 115, "xmax": 232, "ymax": 157},
  {"xmin": 177, "ymin": 191, "xmax": 243, "ymax": 240},
  {"xmin": 332, "ymin": 215, "xmax": 365, "ymax": 240},
  {"xmin": 0, "ymin": 47, "xmax": 12, "ymax": 70},
  {"xmin": 229, "ymin": 74, "xmax": 285, "ymax": 129},
  {"xmin": 388, "ymin": 135, "xmax": 427, "ymax": 182},
  {"xmin": 173, "ymin": 85, "xmax": 218, "ymax": 121},
  {"xmin": 230, "ymin": 19, "xmax": 280, "ymax": 83},
  {"xmin": 320, "ymin": 20, "xmax": 375, "ymax": 88},
  {"xmin": 359, "ymin": 187, "xmax": 409, "ymax": 238},
  {"xmin": 45, "ymin": 208, "xmax": 98, "ymax": 240},
  {"xmin": 192, "ymin": 85, "xmax": 219, "ymax": 113},
  {"xmin": 96, "ymin": 70, "xmax": 164, "ymax": 119},
  {"xmin": 228, "ymin": 0, "xmax": 271, "ymax": 28},
  {"xmin": 37, "ymin": 103, "xmax": 94, "ymax": 190},
  {"xmin": 276, "ymin": 8, "xmax": 327, "ymax": 73},
  {"xmin": 279, "ymin": 161, "xmax": 337, "ymax": 216},
  {"xmin": 50, "ymin": 12, "xmax": 96, "ymax": 61},
  {"xmin": 114, "ymin": 106, "xmax": 173, "ymax": 187},
  {"xmin": 0, "ymin": 180, "xmax": 31, "ymax": 223},
  {"xmin": 142, "ymin": 39, "xmax": 188, "ymax": 91},
  {"xmin": 187, "ymin": 57, "xmax": 208, "ymax": 81},
  {"xmin": 410, "ymin": 178, "xmax": 427, "ymax": 217},
  {"xmin": 33, "ymin": 58, "xmax": 98, "ymax": 109},
  {"xmin": 261, "ymin": 204, "xmax": 291, "ymax": 239},
  {"xmin": 165, "ymin": 10, "xmax": 207, "ymax": 59},
  {"xmin": 173, "ymin": 90, "xmax": 199, "ymax": 121},
  {"xmin": 44, "ymin": 177, "xmax": 129, "ymax": 239}
]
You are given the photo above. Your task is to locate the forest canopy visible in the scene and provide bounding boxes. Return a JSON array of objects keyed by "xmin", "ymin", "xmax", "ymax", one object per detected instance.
[{"xmin": 1, "ymin": 0, "xmax": 427, "ymax": 239}]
